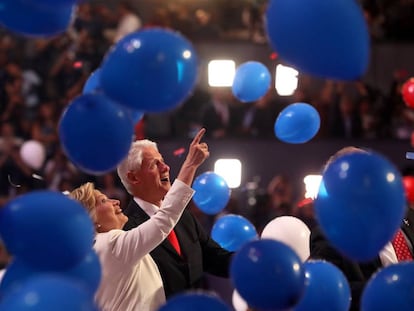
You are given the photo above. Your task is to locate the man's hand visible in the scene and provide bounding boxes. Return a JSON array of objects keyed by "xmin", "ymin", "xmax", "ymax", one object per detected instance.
[
  {"xmin": 176, "ymin": 128, "xmax": 210, "ymax": 186},
  {"xmin": 184, "ymin": 128, "xmax": 209, "ymax": 167}
]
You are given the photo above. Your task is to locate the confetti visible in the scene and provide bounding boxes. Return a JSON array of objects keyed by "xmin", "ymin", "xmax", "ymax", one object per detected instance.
[{"xmin": 173, "ymin": 147, "xmax": 186, "ymax": 157}]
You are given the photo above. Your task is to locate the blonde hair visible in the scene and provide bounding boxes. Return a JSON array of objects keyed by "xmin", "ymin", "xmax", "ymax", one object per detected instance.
[{"xmin": 69, "ymin": 182, "xmax": 98, "ymax": 223}]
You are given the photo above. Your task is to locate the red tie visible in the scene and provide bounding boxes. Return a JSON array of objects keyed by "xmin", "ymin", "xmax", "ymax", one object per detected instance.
[
  {"xmin": 167, "ymin": 230, "xmax": 181, "ymax": 256},
  {"xmin": 392, "ymin": 229, "xmax": 413, "ymax": 262}
]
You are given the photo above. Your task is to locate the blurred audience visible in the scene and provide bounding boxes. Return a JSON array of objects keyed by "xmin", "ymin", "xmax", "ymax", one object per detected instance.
[
  {"xmin": 110, "ymin": 1, "xmax": 142, "ymax": 43},
  {"xmin": 240, "ymin": 90, "xmax": 281, "ymax": 138},
  {"xmin": 43, "ymin": 147, "xmax": 79, "ymax": 192},
  {"xmin": 0, "ymin": 0, "xmax": 413, "ymax": 208},
  {"xmin": 249, "ymin": 174, "xmax": 296, "ymax": 233},
  {"xmin": 201, "ymin": 88, "xmax": 244, "ymax": 139}
]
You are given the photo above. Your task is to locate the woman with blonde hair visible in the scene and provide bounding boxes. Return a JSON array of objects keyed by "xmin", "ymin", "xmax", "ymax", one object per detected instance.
[{"xmin": 69, "ymin": 129, "xmax": 209, "ymax": 311}]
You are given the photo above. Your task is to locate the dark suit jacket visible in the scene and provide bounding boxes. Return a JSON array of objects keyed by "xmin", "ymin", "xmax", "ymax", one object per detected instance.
[
  {"xmin": 310, "ymin": 208, "xmax": 414, "ymax": 311},
  {"xmin": 123, "ymin": 200, "xmax": 233, "ymax": 298}
]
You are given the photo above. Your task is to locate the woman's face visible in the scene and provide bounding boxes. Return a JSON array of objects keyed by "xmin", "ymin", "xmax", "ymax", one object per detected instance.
[{"xmin": 94, "ymin": 191, "xmax": 127, "ymax": 232}]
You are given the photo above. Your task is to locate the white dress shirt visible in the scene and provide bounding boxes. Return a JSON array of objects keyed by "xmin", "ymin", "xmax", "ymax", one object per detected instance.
[
  {"xmin": 379, "ymin": 229, "xmax": 412, "ymax": 266},
  {"xmin": 93, "ymin": 180, "xmax": 194, "ymax": 311},
  {"xmin": 379, "ymin": 242, "xmax": 398, "ymax": 267},
  {"xmin": 134, "ymin": 197, "xmax": 160, "ymax": 218}
]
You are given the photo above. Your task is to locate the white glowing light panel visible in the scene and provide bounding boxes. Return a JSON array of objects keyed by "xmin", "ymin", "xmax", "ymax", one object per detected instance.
[
  {"xmin": 214, "ymin": 159, "xmax": 241, "ymax": 188},
  {"xmin": 275, "ymin": 64, "xmax": 299, "ymax": 96},
  {"xmin": 303, "ymin": 174, "xmax": 322, "ymax": 199},
  {"xmin": 208, "ymin": 60, "xmax": 236, "ymax": 87}
]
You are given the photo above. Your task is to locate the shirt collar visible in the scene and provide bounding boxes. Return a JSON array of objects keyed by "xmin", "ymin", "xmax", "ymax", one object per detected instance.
[{"xmin": 133, "ymin": 196, "xmax": 159, "ymax": 216}]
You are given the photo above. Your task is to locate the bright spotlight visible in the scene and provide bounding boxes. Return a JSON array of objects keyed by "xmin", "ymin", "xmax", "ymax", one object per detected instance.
[
  {"xmin": 303, "ymin": 174, "xmax": 322, "ymax": 199},
  {"xmin": 214, "ymin": 158, "xmax": 241, "ymax": 188},
  {"xmin": 275, "ymin": 64, "xmax": 299, "ymax": 96},
  {"xmin": 208, "ymin": 60, "xmax": 236, "ymax": 87}
]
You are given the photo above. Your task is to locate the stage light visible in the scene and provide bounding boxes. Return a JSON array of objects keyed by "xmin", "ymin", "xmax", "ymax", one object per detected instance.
[
  {"xmin": 214, "ymin": 158, "xmax": 241, "ymax": 188},
  {"xmin": 303, "ymin": 174, "xmax": 322, "ymax": 199},
  {"xmin": 208, "ymin": 60, "xmax": 236, "ymax": 87},
  {"xmin": 275, "ymin": 64, "xmax": 299, "ymax": 96}
]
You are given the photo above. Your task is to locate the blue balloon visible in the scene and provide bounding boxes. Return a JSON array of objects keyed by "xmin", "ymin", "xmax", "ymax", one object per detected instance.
[
  {"xmin": 211, "ymin": 214, "xmax": 258, "ymax": 251},
  {"xmin": 83, "ymin": 69, "xmax": 102, "ymax": 94},
  {"xmin": 314, "ymin": 151, "xmax": 406, "ymax": 261},
  {"xmin": 59, "ymin": 93, "xmax": 134, "ymax": 175},
  {"xmin": 232, "ymin": 61, "xmax": 271, "ymax": 103},
  {"xmin": 100, "ymin": 28, "xmax": 199, "ymax": 112},
  {"xmin": 293, "ymin": 260, "xmax": 351, "ymax": 311},
  {"xmin": 0, "ymin": 191, "xmax": 94, "ymax": 270},
  {"xmin": 127, "ymin": 109, "xmax": 144, "ymax": 125},
  {"xmin": 265, "ymin": 0, "xmax": 370, "ymax": 80},
  {"xmin": 158, "ymin": 292, "xmax": 231, "ymax": 311},
  {"xmin": 26, "ymin": 0, "xmax": 77, "ymax": 7},
  {"xmin": 0, "ymin": 258, "xmax": 36, "ymax": 298},
  {"xmin": 192, "ymin": 172, "xmax": 231, "ymax": 215},
  {"xmin": 84, "ymin": 75, "xmax": 145, "ymax": 125},
  {"xmin": 66, "ymin": 249, "xmax": 102, "ymax": 296},
  {"xmin": 361, "ymin": 262, "xmax": 414, "ymax": 311},
  {"xmin": 0, "ymin": 251, "xmax": 101, "ymax": 298},
  {"xmin": 274, "ymin": 102, "xmax": 320, "ymax": 144},
  {"xmin": 0, "ymin": 0, "xmax": 75, "ymax": 38},
  {"xmin": 231, "ymin": 239, "xmax": 305, "ymax": 310},
  {"xmin": 0, "ymin": 274, "xmax": 98, "ymax": 311}
]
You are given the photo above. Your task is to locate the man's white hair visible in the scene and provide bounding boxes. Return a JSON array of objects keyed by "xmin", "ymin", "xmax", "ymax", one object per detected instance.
[{"xmin": 117, "ymin": 139, "xmax": 158, "ymax": 195}]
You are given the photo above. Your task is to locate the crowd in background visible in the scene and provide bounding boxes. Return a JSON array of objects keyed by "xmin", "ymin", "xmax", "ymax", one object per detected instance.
[
  {"xmin": 0, "ymin": 1, "xmax": 413, "ymax": 234},
  {"xmin": 89, "ymin": 0, "xmax": 414, "ymax": 44}
]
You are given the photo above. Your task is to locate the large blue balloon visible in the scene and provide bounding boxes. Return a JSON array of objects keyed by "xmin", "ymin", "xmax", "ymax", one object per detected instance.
[
  {"xmin": 314, "ymin": 151, "xmax": 406, "ymax": 261},
  {"xmin": 66, "ymin": 249, "xmax": 102, "ymax": 296},
  {"xmin": 83, "ymin": 69, "xmax": 102, "ymax": 94},
  {"xmin": 0, "ymin": 274, "xmax": 98, "ymax": 311},
  {"xmin": 0, "ymin": 191, "xmax": 94, "ymax": 270},
  {"xmin": 59, "ymin": 93, "xmax": 134, "ymax": 175},
  {"xmin": 128, "ymin": 109, "xmax": 144, "ymax": 125},
  {"xmin": 211, "ymin": 214, "xmax": 258, "ymax": 251},
  {"xmin": 293, "ymin": 260, "xmax": 351, "ymax": 311},
  {"xmin": 274, "ymin": 102, "xmax": 320, "ymax": 144},
  {"xmin": 0, "ymin": 0, "xmax": 75, "ymax": 38},
  {"xmin": 231, "ymin": 239, "xmax": 305, "ymax": 310},
  {"xmin": 265, "ymin": 0, "xmax": 370, "ymax": 80},
  {"xmin": 0, "ymin": 258, "xmax": 35, "ymax": 298},
  {"xmin": 232, "ymin": 61, "xmax": 271, "ymax": 103},
  {"xmin": 192, "ymin": 172, "xmax": 231, "ymax": 215},
  {"xmin": 83, "ymin": 71, "xmax": 145, "ymax": 126},
  {"xmin": 361, "ymin": 262, "xmax": 414, "ymax": 311},
  {"xmin": 0, "ymin": 250, "xmax": 101, "ymax": 298},
  {"xmin": 158, "ymin": 292, "xmax": 231, "ymax": 311},
  {"xmin": 26, "ymin": 0, "xmax": 78, "ymax": 7},
  {"xmin": 100, "ymin": 28, "xmax": 199, "ymax": 112}
]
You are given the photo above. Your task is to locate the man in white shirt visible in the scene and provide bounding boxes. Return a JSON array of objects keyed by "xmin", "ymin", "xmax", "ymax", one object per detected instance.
[{"xmin": 118, "ymin": 129, "xmax": 234, "ymax": 299}]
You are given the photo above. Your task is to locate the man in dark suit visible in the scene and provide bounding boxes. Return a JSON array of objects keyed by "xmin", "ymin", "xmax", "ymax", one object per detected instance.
[
  {"xmin": 310, "ymin": 208, "xmax": 414, "ymax": 311},
  {"xmin": 117, "ymin": 128, "xmax": 233, "ymax": 299}
]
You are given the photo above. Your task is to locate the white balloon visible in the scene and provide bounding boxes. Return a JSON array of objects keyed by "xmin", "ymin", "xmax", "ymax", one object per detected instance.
[
  {"xmin": 261, "ymin": 215, "xmax": 310, "ymax": 262},
  {"xmin": 232, "ymin": 289, "xmax": 249, "ymax": 311},
  {"xmin": 20, "ymin": 140, "xmax": 46, "ymax": 170}
]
